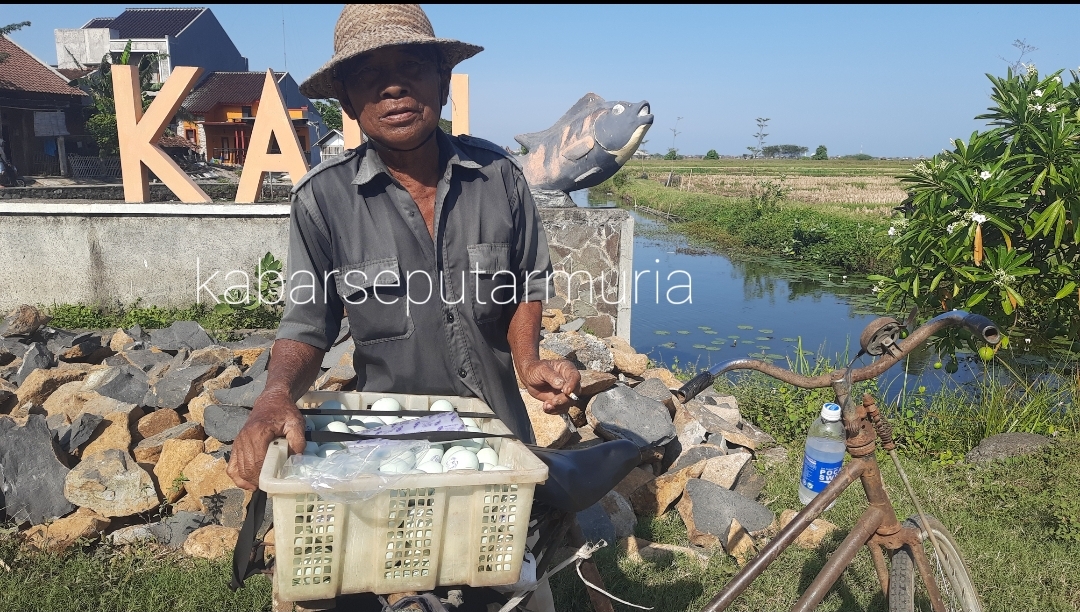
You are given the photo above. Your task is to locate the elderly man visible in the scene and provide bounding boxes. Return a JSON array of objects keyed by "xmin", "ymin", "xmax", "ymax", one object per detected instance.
[{"xmin": 228, "ymin": 4, "xmax": 580, "ymax": 491}]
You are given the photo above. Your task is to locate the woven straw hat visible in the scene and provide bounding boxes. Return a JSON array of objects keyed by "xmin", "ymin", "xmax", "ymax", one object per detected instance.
[{"xmin": 299, "ymin": 4, "xmax": 482, "ymax": 99}]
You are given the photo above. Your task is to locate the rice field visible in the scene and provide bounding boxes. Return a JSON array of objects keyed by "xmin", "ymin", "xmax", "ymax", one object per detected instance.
[{"xmin": 627, "ymin": 158, "xmax": 912, "ymax": 212}]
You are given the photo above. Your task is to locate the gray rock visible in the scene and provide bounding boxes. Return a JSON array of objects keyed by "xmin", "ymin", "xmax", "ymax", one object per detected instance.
[
  {"xmin": 633, "ymin": 378, "xmax": 675, "ymax": 409},
  {"xmin": 571, "ymin": 300, "xmax": 598, "ymax": 318},
  {"xmin": 530, "ymin": 188, "xmax": 576, "ymax": 208},
  {"xmin": 670, "ymin": 443, "xmax": 726, "ymax": 473},
  {"xmin": 539, "ymin": 334, "xmax": 576, "ymax": 358},
  {"xmin": 212, "ymin": 372, "xmax": 267, "ymax": 408},
  {"xmin": 576, "ymin": 502, "xmax": 616, "ymax": 544},
  {"xmin": 133, "ymin": 421, "xmax": 204, "ymax": 462},
  {"xmin": 683, "ymin": 478, "xmax": 775, "ymax": 535},
  {"xmin": 732, "ymin": 464, "xmax": 766, "ymax": 501},
  {"xmin": 126, "ymin": 324, "xmax": 150, "ymax": 344},
  {"xmin": 540, "ymin": 332, "xmax": 614, "ymax": 373},
  {"xmin": 599, "ymin": 490, "xmax": 637, "ymax": 539},
  {"xmin": 209, "ymin": 444, "xmax": 232, "ymax": 461},
  {"xmin": 86, "ymin": 365, "xmax": 151, "ymax": 406},
  {"xmin": 120, "ymin": 349, "xmax": 172, "ymax": 373},
  {"xmin": 149, "ymin": 321, "xmax": 213, "ymax": 352},
  {"xmin": 244, "ymin": 347, "xmax": 271, "ymax": 379},
  {"xmin": 154, "ymin": 363, "xmax": 221, "ymax": 410},
  {"xmin": 587, "ymin": 384, "xmax": 675, "ymax": 449},
  {"xmin": 965, "ymin": 432, "xmax": 1052, "ymax": 463},
  {"xmin": 148, "ymin": 511, "xmax": 211, "ymax": 548},
  {"xmin": 14, "ymin": 342, "xmax": 54, "ymax": 386},
  {"xmin": 102, "ymin": 354, "xmax": 128, "ymax": 368},
  {"xmin": 61, "ymin": 412, "xmax": 104, "ymax": 453},
  {"xmin": 46, "ymin": 413, "xmax": 69, "ymax": 431},
  {"xmin": 0, "ymin": 338, "xmax": 29, "ymax": 365},
  {"xmin": 322, "ymin": 338, "xmax": 354, "ymax": 369},
  {"xmin": 109, "ymin": 524, "xmax": 156, "ymax": 545},
  {"xmin": 0, "ymin": 414, "xmax": 74, "ymax": 525},
  {"xmin": 203, "ymin": 404, "xmax": 250, "ymax": 443},
  {"xmin": 202, "ymin": 487, "xmax": 248, "ymax": 529},
  {"xmin": 560, "ymin": 317, "xmax": 586, "ymax": 333},
  {"xmin": 49, "ymin": 331, "xmax": 105, "ymax": 363}
]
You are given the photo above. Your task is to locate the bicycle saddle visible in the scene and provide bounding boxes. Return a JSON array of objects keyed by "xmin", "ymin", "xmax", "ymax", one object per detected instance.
[{"xmin": 529, "ymin": 439, "xmax": 641, "ymax": 513}]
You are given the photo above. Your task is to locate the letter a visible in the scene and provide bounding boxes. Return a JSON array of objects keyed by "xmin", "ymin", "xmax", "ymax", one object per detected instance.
[
  {"xmin": 113, "ymin": 65, "xmax": 211, "ymax": 203},
  {"xmin": 235, "ymin": 70, "xmax": 310, "ymax": 203}
]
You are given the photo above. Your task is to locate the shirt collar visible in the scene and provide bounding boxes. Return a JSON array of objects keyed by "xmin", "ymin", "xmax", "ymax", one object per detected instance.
[{"xmin": 351, "ymin": 129, "xmax": 481, "ymax": 186}]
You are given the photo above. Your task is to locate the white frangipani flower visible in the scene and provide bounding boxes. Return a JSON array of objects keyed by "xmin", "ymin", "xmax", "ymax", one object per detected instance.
[
  {"xmin": 979, "ymin": 170, "xmax": 992, "ymax": 180},
  {"xmin": 1055, "ymin": 76, "xmax": 1063, "ymax": 84},
  {"xmin": 1047, "ymin": 103, "xmax": 1057, "ymax": 112},
  {"xmin": 1034, "ymin": 88, "xmax": 1044, "ymax": 97},
  {"xmin": 947, "ymin": 221, "xmax": 963, "ymax": 234},
  {"xmin": 888, "ymin": 226, "xmax": 897, "ymax": 236},
  {"xmin": 971, "ymin": 213, "xmax": 987, "ymax": 225}
]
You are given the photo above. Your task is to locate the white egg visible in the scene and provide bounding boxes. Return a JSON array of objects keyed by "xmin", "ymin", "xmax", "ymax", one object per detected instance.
[
  {"xmin": 320, "ymin": 400, "xmax": 344, "ymax": 411},
  {"xmin": 393, "ymin": 451, "xmax": 417, "ymax": 469},
  {"xmin": 415, "ymin": 461, "xmax": 444, "ymax": 473},
  {"xmin": 460, "ymin": 417, "xmax": 479, "ymax": 428},
  {"xmin": 371, "ymin": 397, "xmax": 401, "ymax": 412},
  {"xmin": 429, "ymin": 399, "xmax": 455, "ymax": 412},
  {"xmin": 379, "ymin": 459, "xmax": 412, "ymax": 474},
  {"xmin": 309, "ymin": 415, "xmax": 335, "ymax": 430},
  {"xmin": 304, "ymin": 441, "xmax": 321, "ymax": 456},
  {"xmin": 443, "ymin": 450, "xmax": 479, "ymax": 471},
  {"xmin": 324, "ymin": 421, "xmax": 350, "ymax": 433},
  {"xmin": 378, "ymin": 415, "xmax": 402, "ymax": 425},
  {"xmin": 348, "ymin": 424, "xmax": 368, "ymax": 433},
  {"xmin": 359, "ymin": 416, "xmax": 384, "ymax": 428},
  {"xmin": 476, "ymin": 447, "xmax": 499, "ymax": 465},
  {"xmin": 417, "ymin": 447, "xmax": 444, "ymax": 465},
  {"xmin": 304, "ymin": 416, "xmax": 316, "ymax": 432},
  {"xmin": 317, "ymin": 443, "xmax": 345, "ymax": 458},
  {"xmin": 441, "ymin": 445, "xmax": 471, "ymax": 467}
]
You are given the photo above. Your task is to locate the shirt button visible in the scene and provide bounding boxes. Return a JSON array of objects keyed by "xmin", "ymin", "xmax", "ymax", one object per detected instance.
[
  {"xmin": 458, "ymin": 368, "xmax": 467, "ymax": 378},
  {"xmin": 446, "ymin": 312, "xmax": 454, "ymax": 322}
]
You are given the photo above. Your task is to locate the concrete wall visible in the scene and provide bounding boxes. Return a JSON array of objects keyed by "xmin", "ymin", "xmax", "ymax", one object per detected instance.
[
  {"xmin": 55, "ymin": 28, "xmax": 113, "ymax": 69},
  {"xmin": 0, "ymin": 203, "xmax": 634, "ymax": 339}
]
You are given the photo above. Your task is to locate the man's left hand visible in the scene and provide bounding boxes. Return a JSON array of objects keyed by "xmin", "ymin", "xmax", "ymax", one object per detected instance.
[{"xmin": 520, "ymin": 359, "xmax": 580, "ymax": 414}]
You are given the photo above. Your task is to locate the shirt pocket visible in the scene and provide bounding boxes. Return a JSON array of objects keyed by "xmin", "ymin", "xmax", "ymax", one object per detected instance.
[
  {"xmin": 467, "ymin": 243, "xmax": 514, "ymax": 324},
  {"xmin": 335, "ymin": 257, "xmax": 413, "ymax": 345}
]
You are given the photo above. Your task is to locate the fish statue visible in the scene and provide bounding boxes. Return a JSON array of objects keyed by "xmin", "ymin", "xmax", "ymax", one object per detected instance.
[{"xmin": 515, "ymin": 93, "xmax": 653, "ymax": 193}]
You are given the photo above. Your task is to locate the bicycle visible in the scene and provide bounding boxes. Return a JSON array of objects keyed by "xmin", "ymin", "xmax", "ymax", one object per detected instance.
[{"xmin": 674, "ymin": 309, "xmax": 997, "ymax": 612}]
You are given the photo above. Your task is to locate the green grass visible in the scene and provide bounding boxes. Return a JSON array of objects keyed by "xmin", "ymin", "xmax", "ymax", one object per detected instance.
[
  {"xmin": 550, "ymin": 436, "xmax": 1080, "ymax": 611},
  {"xmin": 43, "ymin": 302, "xmax": 281, "ymax": 340},
  {"xmin": 0, "ymin": 536, "xmax": 272, "ymax": 611},
  {"xmin": 606, "ymin": 178, "xmax": 897, "ymax": 274}
]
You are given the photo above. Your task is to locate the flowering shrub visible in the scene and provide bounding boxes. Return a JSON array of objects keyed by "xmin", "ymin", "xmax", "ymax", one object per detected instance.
[{"xmin": 871, "ymin": 66, "xmax": 1080, "ymax": 344}]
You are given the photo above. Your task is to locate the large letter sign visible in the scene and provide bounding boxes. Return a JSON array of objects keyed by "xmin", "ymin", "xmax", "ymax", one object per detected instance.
[
  {"xmin": 235, "ymin": 70, "xmax": 310, "ymax": 203},
  {"xmin": 113, "ymin": 65, "xmax": 211, "ymax": 203}
]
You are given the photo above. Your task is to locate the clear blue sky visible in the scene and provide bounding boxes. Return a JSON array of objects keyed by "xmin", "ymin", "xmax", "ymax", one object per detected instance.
[{"xmin": 7, "ymin": 4, "xmax": 1080, "ymax": 157}]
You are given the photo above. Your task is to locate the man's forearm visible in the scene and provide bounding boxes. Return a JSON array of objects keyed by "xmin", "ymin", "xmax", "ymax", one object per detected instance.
[
  {"xmin": 507, "ymin": 300, "xmax": 542, "ymax": 375},
  {"xmin": 263, "ymin": 338, "xmax": 326, "ymax": 401}
]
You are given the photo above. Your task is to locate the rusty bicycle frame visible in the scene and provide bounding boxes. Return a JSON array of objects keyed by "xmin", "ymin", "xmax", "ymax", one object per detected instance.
[{"xmin": 674, "ymin": 310, "xmax": 1000, "ymax": 612}]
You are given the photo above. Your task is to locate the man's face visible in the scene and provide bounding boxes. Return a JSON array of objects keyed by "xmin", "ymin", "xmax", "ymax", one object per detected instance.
[{"xmin": 334, "ymin": 46, "xmax": 448, "ymax": 151}]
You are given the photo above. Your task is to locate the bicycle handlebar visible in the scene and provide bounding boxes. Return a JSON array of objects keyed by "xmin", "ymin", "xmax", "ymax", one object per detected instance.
[{"xmin": 676, "ymin": 310, "xmax": 1000, "ymax": 402}]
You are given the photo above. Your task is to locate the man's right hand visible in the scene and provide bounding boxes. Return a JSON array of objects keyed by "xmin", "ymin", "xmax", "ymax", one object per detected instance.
[{"xmin": 227, "ymin": 389, "xmax": 308, "ymax": 490}]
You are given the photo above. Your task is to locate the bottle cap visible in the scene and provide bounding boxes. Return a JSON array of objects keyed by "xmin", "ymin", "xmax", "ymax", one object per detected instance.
[{"xmin": 821, "ymin": 402, "xmax": 842, "ymax": 422}]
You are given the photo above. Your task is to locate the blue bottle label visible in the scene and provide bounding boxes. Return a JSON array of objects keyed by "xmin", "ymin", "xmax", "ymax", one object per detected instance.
[{"xmin": 801, "ymin": 455, "xmax": 843, "ymax": 493}]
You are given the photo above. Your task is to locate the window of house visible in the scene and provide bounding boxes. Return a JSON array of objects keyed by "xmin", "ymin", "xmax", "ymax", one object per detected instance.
[
  {"xmin": 242, "ymin": 106, "xmax": 252, "ymax": 118},
  {"xmin": 185, "ymin": 129, "xmax": 196, "ymax": 143}
]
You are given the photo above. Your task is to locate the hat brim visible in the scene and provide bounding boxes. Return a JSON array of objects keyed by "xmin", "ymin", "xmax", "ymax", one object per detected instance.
[{"xmin": 299, "ymin": 38, "xmax": 482, "ymax": 100}]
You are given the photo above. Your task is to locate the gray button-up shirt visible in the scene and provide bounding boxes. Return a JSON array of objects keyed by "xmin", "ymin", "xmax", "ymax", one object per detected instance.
[{"xmin": 276, "ymin": 130, "xmax": 554, "ymax": 441}]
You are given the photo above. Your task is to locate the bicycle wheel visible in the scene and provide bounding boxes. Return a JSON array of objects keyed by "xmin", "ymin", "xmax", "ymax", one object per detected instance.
[{"xmin": 888, "ymin": 514, "xmax": 981, "ymax": 612}]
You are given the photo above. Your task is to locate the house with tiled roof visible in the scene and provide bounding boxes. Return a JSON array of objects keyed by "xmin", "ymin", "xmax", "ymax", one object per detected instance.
[
  {"xmin": 0, "ymin": 35, "xmax": 88, "ymax": 178},
  {"xmin": 54, "ymin": 7, "xmax": 247, "ymax": 83},
  {"xmin": 179, "ymin": 71, "xmax": 326, "ymax": 167}
]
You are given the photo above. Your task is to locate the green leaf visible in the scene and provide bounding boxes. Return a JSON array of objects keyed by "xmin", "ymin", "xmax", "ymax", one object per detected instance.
[
  {"xmin": 966, "ymin": 289, "xmax": 990, "ymax": 308},
  {"xmin": 1055, "ymin": 282, "xmax": 1078, "ymax": 300},
  {"xmin": 929, "ymin": 270, "xmax": 947, "ymax": 292}
]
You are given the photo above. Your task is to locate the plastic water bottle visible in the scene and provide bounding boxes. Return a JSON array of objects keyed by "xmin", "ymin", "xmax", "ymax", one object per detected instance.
[{"xmin": 798, "ymin": 402, "xmax": 846, "ymax": 505}]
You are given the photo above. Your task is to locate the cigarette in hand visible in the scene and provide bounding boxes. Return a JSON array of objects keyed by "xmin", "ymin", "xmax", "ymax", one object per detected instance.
[{"xmin": 568, "ymin": 392, "xmax": 579, "ymax": 401}]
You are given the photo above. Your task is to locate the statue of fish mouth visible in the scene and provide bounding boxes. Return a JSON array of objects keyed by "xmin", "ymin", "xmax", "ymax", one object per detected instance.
[{"xmin": 515, "ymin": 93, "xmax": 653, "ymax": 193}]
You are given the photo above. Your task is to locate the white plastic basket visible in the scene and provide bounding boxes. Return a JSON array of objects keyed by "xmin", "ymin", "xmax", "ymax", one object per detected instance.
[{"xmin": 259, "ymin": 391, "xmax": 549, "ymax": 601}]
